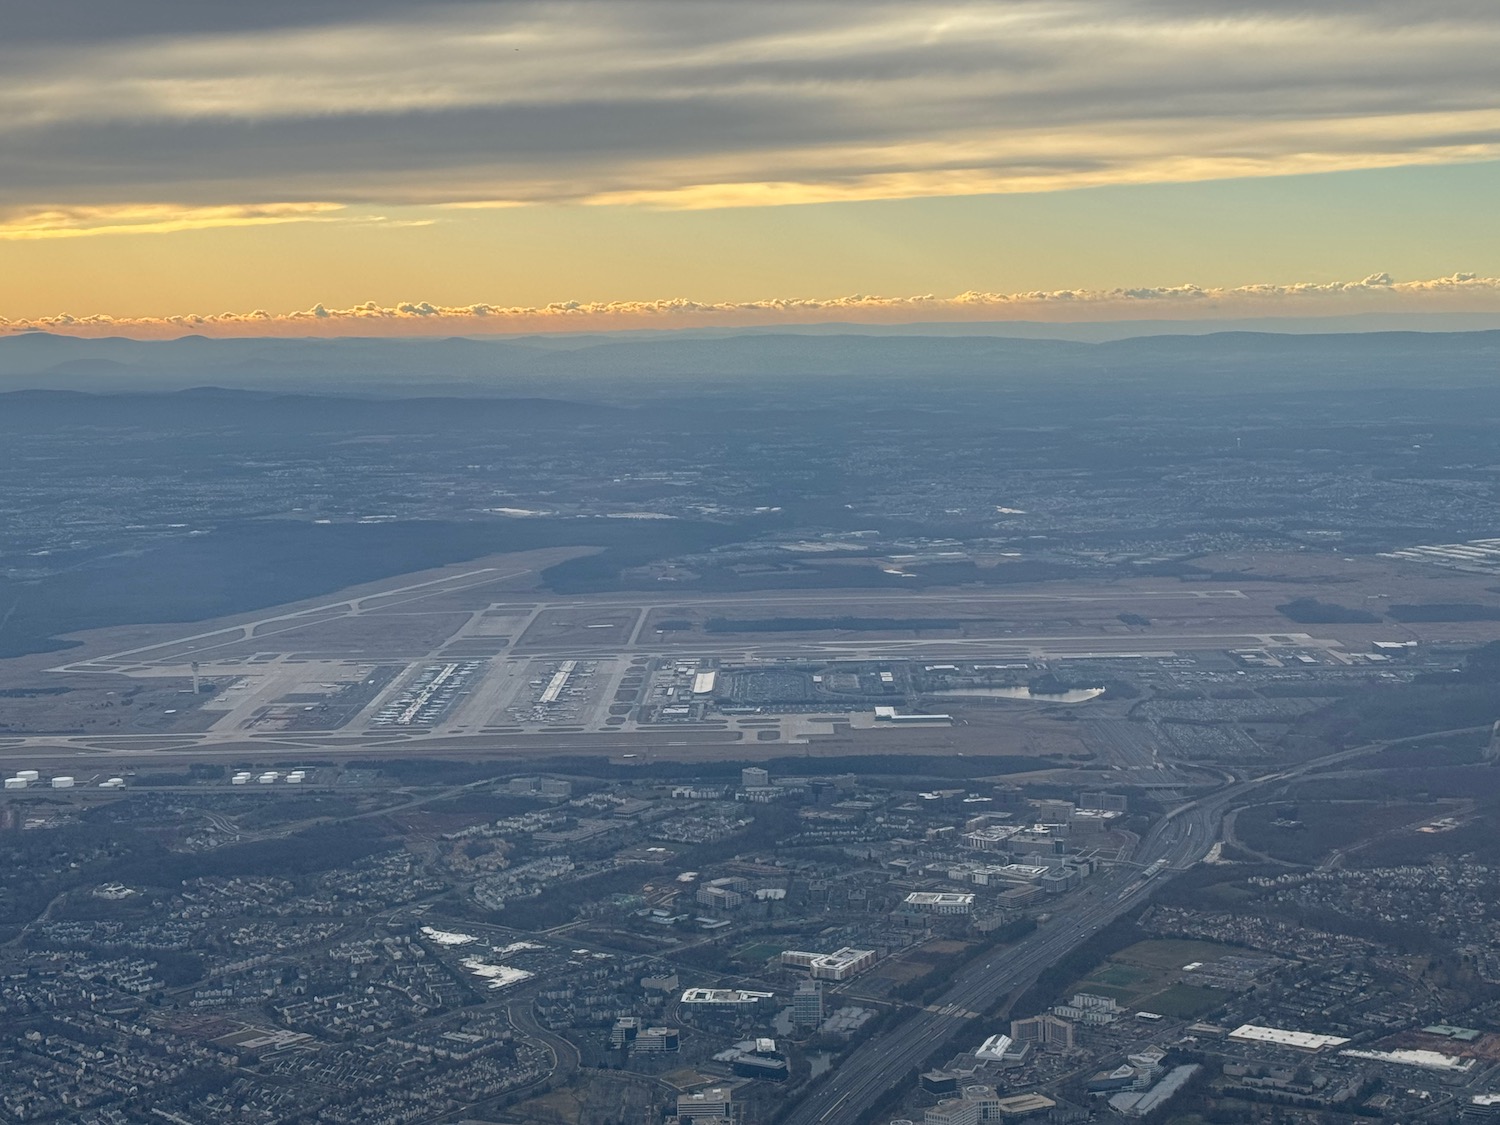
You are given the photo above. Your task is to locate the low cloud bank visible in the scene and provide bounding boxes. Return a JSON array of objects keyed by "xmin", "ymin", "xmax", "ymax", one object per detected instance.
[{"xmin": 5, "ymin": 273, "xmax": 1498, "ymax": 339}]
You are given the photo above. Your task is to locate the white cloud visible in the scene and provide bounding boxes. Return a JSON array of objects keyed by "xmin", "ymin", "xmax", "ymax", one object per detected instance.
[
  {"xmin": 6, "ymin": 273, "xmax": 1497, "ymax": 338},
  {"xmin": 0, "ymin": 202, "xmax": 348, "ymax": 240}
]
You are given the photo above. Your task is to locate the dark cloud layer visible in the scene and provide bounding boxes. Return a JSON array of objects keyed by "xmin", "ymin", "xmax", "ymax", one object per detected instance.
[
  {"xmin": 0, "ymin": 0, "xmax": 498, "ymax": 44},
  {"xmin": 1, "ymin": 1, "xmax": 1498, "ymax": 220}
]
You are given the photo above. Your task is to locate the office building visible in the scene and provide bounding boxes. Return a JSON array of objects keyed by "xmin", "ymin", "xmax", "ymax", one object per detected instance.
[
  {"xmin": 793, "ymin": 980, "xmax": 824, "ymax": 1027},
  {"xmin": 677, "ymin": 1087, "xmax": 733, "ymax": 1120},
  {"xmin": 1010, "ymin": 1014, "xmax": 1076, "ymax": 1051}
]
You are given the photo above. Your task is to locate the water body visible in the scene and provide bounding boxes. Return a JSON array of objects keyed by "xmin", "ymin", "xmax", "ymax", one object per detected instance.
[{"xmin": 932, "ymin": 686, "xmax": 1105, "ymax": 703}]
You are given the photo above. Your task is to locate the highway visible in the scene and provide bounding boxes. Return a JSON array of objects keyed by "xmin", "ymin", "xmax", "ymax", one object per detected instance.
[{"xmin": 781, "ymin": 734, "xmax": 1428, "ymax": 1125}]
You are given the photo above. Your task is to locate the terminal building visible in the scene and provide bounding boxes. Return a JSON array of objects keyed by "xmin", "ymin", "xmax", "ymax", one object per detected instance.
[{"xmin": 874, "ymin": 706, "xmax": 953, "ymax": 726}]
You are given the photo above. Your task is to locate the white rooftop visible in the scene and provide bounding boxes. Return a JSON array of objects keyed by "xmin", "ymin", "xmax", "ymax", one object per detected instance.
[
  {"xmin": 974, "ymin": 1033, "xmax": 1014, "ymax": 1061},
  {"xmin": 680, "ymin": 987, "xmax": 773, "ymax": 1004},
  {"xmin": 1228, "ymin": 1024, "xmax": 1350, "ymax": 1051},
  {"xmin": 1342, "ymin": 1048, "xmax": 1474, "ymax": 1072}
]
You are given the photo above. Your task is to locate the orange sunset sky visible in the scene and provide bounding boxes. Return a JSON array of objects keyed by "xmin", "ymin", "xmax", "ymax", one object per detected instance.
[{"xmin": 4, "ymin": 1, "xmax": 1500, "ymax": 337}]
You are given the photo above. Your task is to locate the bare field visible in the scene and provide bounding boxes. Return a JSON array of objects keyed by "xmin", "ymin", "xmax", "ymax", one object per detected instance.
[
  {"xmin": 192, "ymin": 612, "xmax": 474, "ymax": 662},
  {"xmin": 515, "ymin": 607, "xmax": 641, "ymax": 649}
]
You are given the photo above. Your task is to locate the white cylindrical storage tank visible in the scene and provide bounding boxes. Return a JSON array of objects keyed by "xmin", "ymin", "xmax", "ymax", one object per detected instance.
[
  {"xmin": 258, "ymin": 772, "xmax": 278, "ymax": 784},
  {"xmin": 231, "ymin": 775, "xmax": 249, "ymax": 785},
  {"xmin": 286, "ymin": 775, "xmax": 303, "ymax": 784},
  {"xmin": 4, "ymin": 777, "xmax": 26, "ymax": 789},
  {"xmin": 51, "ymin": 776, "xmax": 75, "ymax": 789},
  {"xmin": 16, "ymin": 770, "xmax": 39, "ymax": 782}
]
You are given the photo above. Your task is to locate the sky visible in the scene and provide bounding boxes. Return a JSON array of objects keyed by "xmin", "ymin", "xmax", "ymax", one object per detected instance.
[{"xmin": 4, "ymin": 0, "xmax": 1500, "ymax": 337}]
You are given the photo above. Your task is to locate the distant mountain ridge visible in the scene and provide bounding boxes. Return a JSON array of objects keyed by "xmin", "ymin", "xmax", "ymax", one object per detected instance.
[{"xmin": 1, "ymin": 326, "xmax": 1497, "ymax": 399}]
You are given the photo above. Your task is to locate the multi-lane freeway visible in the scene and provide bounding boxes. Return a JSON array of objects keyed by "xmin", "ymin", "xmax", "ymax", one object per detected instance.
[{"xmin": 781, "ymin": 733, "xmax": 1442, "ymax": 1125}]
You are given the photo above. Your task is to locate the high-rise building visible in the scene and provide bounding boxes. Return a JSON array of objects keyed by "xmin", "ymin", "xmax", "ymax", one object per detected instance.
[
  {"xmin": 793, "ymin": 980, "xmax": 824, "ymax": 1027},
  {"xmin": 1010, "ymin": 1014, "xmax": 1076, "ymax": 1051},
  {"xmin": 741, "ymin": 766, "xmax": 770, "ymax": 788}
]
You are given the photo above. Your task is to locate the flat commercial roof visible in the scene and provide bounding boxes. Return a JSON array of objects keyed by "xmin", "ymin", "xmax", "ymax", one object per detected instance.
[
  {"xmin": 692, "ymin": 671, "xmax": 717, "ymax": 695},
  {"xmin": 993, "ymin": 1093, "xmax": 1056, "ymax": 1114},
  {"xmin": 1228, "ymin": 1024, "xmax": 1350, "ymax": 1051},
  {"xmin": 905, "ymin": 891, "xmax": 976, "ymax": 905},
  {"xmin": 1342, "ymin": 1048, "xmax": 1474, "ymax": 1072}
]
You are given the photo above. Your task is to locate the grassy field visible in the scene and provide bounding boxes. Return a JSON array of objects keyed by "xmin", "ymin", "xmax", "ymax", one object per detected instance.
[
  {"xmin": 733, "ymin": 941, "xmax": 783, "ymax": 964},
  {"xmin": 1146, "ymin": 983, "xmax": 1231, "ymax": 1019},
  {"xmin": 1235, "ymin": 800, "xmax": 1437, "ymax": 865},
  {"xmin": 1068, "ymin": 939, "xmax": 1234, "ymax": 1019},
  {"xmin": 1119, "ymin": 939, "xmax": 1236, "ymax": 969}
]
